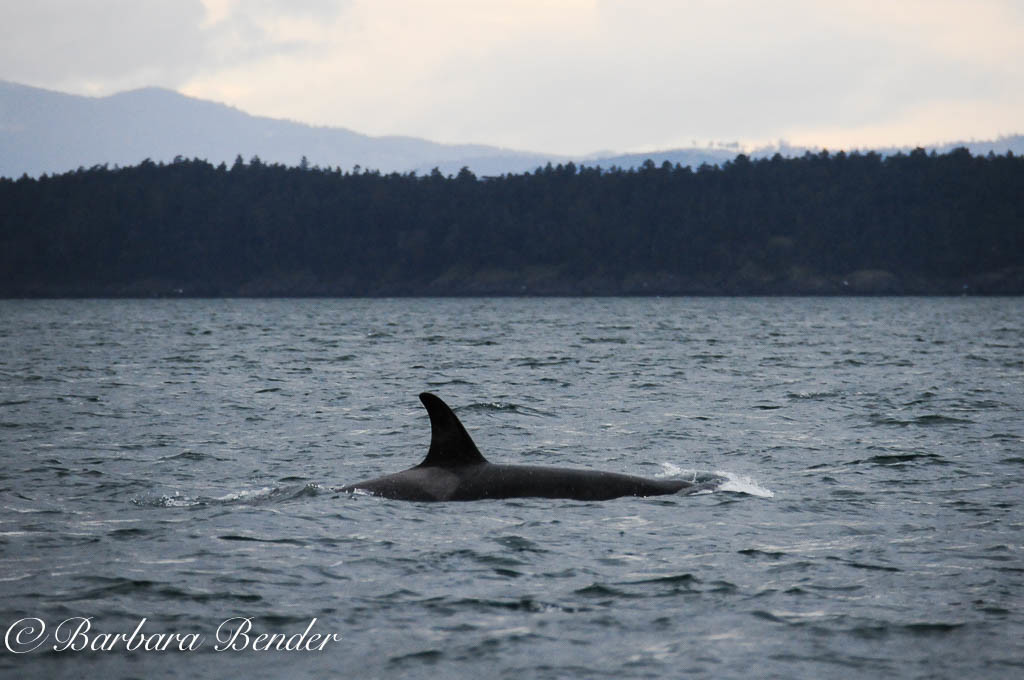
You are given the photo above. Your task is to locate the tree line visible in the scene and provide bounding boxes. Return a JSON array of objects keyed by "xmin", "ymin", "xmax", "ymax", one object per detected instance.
[{"xmin": 1, "ymin": 148, "xmax": 1022, "ymax": 296}]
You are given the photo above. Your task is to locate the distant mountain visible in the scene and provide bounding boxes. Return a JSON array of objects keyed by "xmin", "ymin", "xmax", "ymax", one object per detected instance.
[
  {"xmin": 586, "ymin": 147, "xmax": 745, "ymax": 170},
  {"xmin": 0, "ymin": 81, "xmax": 565, "ymax": 178},
  {"xmin": 1, "ymin": 80, "xmax": 1021, "ymax": 179},
  {"xmin": 929, "ymin": 136, "xmax": 1024, "ymax": 156},
  {"xmin": 588, "ymin": 136, "xmax": 1024, "ymax": 170}
]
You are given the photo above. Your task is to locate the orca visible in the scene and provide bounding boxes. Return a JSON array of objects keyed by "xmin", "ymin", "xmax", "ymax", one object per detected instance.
[{"xmin": 338, "ymin": 392, "xmax": 697, "ymax": 502}]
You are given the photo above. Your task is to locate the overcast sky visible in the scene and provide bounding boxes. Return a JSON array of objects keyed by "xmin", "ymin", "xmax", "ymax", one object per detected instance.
[{"xmin": 2, "ymin": 0, "xmax": 1022, "ymax": 155}]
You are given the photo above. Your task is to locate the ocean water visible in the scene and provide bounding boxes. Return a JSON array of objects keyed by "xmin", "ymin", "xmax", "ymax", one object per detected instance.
[{"xmin": 0, "ymin": 297, "xmax": 1021, "ymax": 679}]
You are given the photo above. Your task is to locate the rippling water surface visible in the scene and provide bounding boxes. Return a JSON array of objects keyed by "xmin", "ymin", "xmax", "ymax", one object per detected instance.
[{"xmin": 1, "ymin": 298, "xmax": 1021, "ymax": 679}]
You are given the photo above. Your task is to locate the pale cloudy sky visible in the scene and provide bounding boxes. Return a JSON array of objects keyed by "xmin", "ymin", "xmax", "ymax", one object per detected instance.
[{"xmin": 2, "ymin": 0, "xmax": 1021, "ymax": 155}]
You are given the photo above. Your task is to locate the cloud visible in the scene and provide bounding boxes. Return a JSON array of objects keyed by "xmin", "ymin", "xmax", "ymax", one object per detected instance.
[
  {"xmin": 0, "ymin": 1, "xmax": 209, "ymax": 92},
  {"xmin": 0, "ymin": 0, "xmax": 341, "ymax": 92},
  {"xmin": 2, "ymin": 0, "xmax": 1021, "ymax": 153}
]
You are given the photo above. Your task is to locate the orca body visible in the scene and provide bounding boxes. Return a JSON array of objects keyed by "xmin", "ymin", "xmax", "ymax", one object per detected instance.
[{"xmin": 339, "ymin": 393, "xmax": 694, "ymax": 502}]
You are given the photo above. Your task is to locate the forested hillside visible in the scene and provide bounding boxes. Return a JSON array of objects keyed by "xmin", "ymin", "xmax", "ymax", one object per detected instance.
[{"xmin": 2, "ymin": 149, "xmax": 1022, "ymax": 296}]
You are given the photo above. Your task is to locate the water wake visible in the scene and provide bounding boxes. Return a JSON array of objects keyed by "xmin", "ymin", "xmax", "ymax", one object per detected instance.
[{"xmin": 657, "ymin": 462, "xmax": 774, "ymax": 498}]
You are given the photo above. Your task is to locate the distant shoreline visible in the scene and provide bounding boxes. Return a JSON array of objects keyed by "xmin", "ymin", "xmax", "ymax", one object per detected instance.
[
  {"xmin": 6, "ymin": 266, "xmax": 1024, "ymax": 297},
  {"xmin": 4, "ymin": 277, "xmax": 1022, "ymax": 299},
  {"xmin": 5, "ymin": 271, "xmax": 1022, "ymax": 298}
]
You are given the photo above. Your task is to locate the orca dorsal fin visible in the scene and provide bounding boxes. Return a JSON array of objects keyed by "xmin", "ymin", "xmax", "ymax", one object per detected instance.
[{"xmin": 418, "ymin": 393, "xmax": 488, "ymax": 468}]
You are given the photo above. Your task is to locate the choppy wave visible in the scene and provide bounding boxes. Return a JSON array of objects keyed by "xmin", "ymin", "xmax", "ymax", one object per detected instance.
[
  {"xmin": 1, "ymin": 297, "xmax": 1021, "ymax": 680},
  {"xmin": 460, "ymin": 401, "xmax": 554, "ymax": 417},
  {"xmin": 131, "ymin": 483, "xmax": 323, "ymax": 508}
]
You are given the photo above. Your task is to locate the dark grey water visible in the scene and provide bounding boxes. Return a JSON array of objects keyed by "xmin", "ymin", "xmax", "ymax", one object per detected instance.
[{"xmin": 1, "ymin": 298, "xmax": 1021, "ymax": 679}]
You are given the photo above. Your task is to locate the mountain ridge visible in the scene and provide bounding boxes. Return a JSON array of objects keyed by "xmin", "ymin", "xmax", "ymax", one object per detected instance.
[{"xmin": 1, "ymin": 80, "xmax": 1021, "ymax": 179}]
